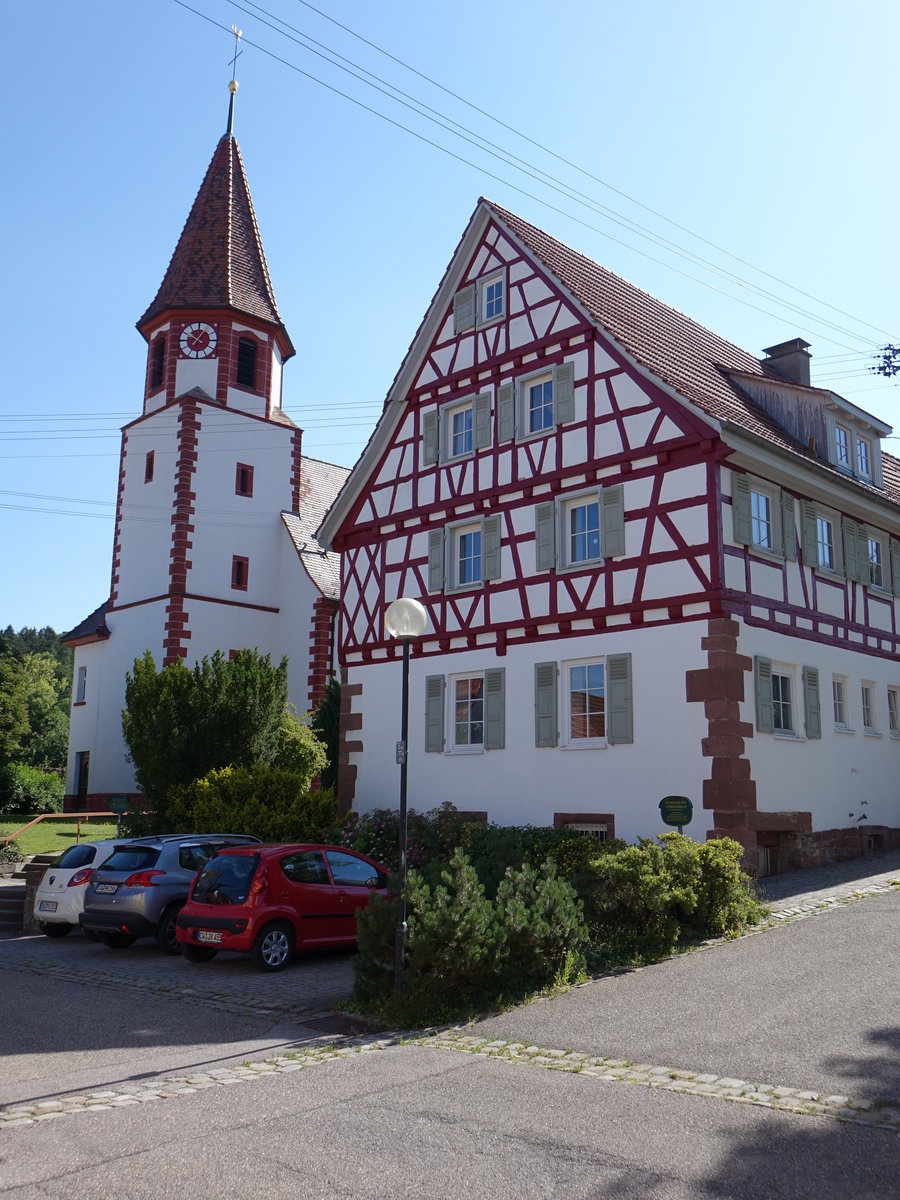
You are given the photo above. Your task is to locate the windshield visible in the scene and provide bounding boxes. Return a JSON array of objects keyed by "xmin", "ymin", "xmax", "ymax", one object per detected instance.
[
  {"xmin": 192, "ymin": 854, "xmax": 259, "ymax": 905},
  {"xmin": 101, "ymin": 846, "xmax": 161, "ymax": 873}
]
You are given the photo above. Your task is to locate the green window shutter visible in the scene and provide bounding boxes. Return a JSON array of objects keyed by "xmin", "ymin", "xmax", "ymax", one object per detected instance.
[
  {"xmin": 423, "ymin": 410, "xmax": 438, "ymax": 466},
  {"xmin": 607, "ymin": 653, "xmax": 634, "ymax": 745},
  {"xmin": 754, "ymin": 656, "xmax": 774, "ymax": 733},
  {"xmin": 425, "ymin": 675, "xmax": 445, "ymax": 753},
  {"xmin": 453, "ymin": 285, "xmax": 476, "ymax": 334},
  {"xmin": 601, "ymin": 484, "xmax": 625, "ymax": 558},
  {"xmin": 554, "ymin": 361, "xmax": 575, "ymax": 424},
  {"xmin": 473, "ymin": 392, "xmax": 492, "ymax": 450},
  {"xmin": 890, "ymin": 539, "xmax": 900, "ymax": 594},
  {"xmin": 535, "ymin": 502, "xmax": 557, "ymax": 571},
  {"xmin": 801, "ymin": 500, "xmax": 818, "ymax": 568},
  {"xmin": 843, "ymin": 518, "xmax": 861, "ymax": 582},
  {"xmin": 482, "ymin": 515, "xmax": 502, "ymax": 581},
  {"xmin": 484, "ymin": 668, "xmax": 506, "ymax": 750},
  {"xmin": 534, "ymin": 662, "xmax": 558, "ymax": 747},
  {"xmin": 781, "ymin": 492, "xmax": 796, "ymax": 560},
  {"xmin": 732, "ymin": 473, "xmax": 752, "ymax": 545},
  {"xmin": 498, "ymin": 381, "xmax": 515, "ymax": 442},
  {"xmin": 802, "ymin": 666, "xmax": 821, "ymax": 740},
  {"xmin": 427, "ymin": 529, "xmax": 444, "ymax": 593}
]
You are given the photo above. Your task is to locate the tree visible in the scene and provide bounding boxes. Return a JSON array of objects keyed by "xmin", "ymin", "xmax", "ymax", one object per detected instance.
[
  {"xmin": 121, "ymin": 648, "xmax": 325, "ymax": 815},
  {"xmin": 311, "ymin": 676, "xmax": 341, "ymax": 790},
  {"xmin": 0, "ymin": 637, "xmax": 29, "ymax": 770}
]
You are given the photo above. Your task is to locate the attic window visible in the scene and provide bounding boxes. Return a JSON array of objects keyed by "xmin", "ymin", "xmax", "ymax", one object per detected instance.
[
  {"xmin": 236, "ymin": 338, "xmax": 257, "ymax": 389},
  {"xmin": 825, "ymin": 408, "xmax": 883, "ymax": 487}
]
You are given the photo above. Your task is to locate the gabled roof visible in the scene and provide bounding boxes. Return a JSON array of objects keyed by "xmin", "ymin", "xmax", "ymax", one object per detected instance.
[
  {"xmin": 60, "ymin": 601, "xmax": 110, "ymax": 647},
  {"xmin": 138, "ymin": 135, "xmax": 294, "ymax": 357},
  {"xmin": 318, "ymin": 199, "xmax": 899, "ymax": 545},
  {"xmin": 282, "ymin": 457, "xmax": 351, "ymax": 598}
]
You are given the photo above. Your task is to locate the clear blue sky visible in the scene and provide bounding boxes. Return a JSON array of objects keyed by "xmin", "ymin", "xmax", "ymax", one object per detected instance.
[{"xmin": 3, "ymin": 0, "xmax": 899, "ymax": 633}]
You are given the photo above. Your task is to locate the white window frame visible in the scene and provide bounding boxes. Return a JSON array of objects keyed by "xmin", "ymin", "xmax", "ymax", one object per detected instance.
[
  {"xmin": 478, "ymin": 271, "xmax": 505, "ymax": 325},
  {"xmin": 861, "ymin": 681, "xmax": 878, "ymax": 734},
  {"xmin": 749, "ymin": 484, "xmax": 778, "ymax": 553},
  {"xmin": 772, "ymin": 666, "xmax": 797, "ymax": 737},
  {"xmin": 561, "ymin": 491, "xmax": 602, "ymax": 570},
  {"xmin": 562, "ymin": 657, "xmax": 607, "ymax": 749},
  {"xmin": 835, "ymin": 423, "xmax": 851, "ymax": 469},
  {"xmin": 887, "ymin": 687, "xmax": 900, "ymax": 737},
  {"xmin": 518, "ymin": 368, "xmax": 554, "ymax": 439},
  {"xmin": 449, "ymin": 672, "xmax": 484, "ymax": 753},
  {"xmin": 443, "ymin": 399, "xmax": 474, "ymax": 462},
  {"xmin": 832, "ymin": 676, "xmax": 850, "ymax": 731},
  {"xmin": 825, "ymin": 408, "xmax": 884, "ymax": 487},
  {"xmin": 856, "ymin": 435, "xmax": 872, "ymax": 480},
  {"xmin": 447, "ymin": 520, "xmax": 483, "ymax": 591},
  {"xmin": 816, "ymin": 514, "xmax": 836, "ymax": 572},
  {"xmin": 866, "ymin": 533, "xmax": 887, "ymax": 589},
  {"xmin": 75, "ymin": 666, "xmax": 87, "ymax": 704}
]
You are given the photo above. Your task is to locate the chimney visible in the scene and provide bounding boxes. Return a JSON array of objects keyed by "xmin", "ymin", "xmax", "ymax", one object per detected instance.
[{"xmin": 761, "ymin": 338, "xmax": 811, "ymax": 387}]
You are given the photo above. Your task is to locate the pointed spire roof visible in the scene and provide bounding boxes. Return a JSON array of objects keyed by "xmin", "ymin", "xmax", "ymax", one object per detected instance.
[{"xmin": 138, "ymin": 133, "xmax": 294, "ymax": 357}]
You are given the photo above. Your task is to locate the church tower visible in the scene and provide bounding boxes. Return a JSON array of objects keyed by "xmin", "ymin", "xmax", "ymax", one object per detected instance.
[{"xmin": 62, "ymin": 81, "xmax": 347, "ymax": 809}]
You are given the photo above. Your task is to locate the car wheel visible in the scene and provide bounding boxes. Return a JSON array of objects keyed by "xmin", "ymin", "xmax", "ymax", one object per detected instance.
[
  {"xmin": 155, "ymin": 904, "xmax": 183, "ymax": 955},
  {"xmin": 40, "ymin": 922, "xmax": 73, "ymax": 938},
  {"xmin": 181, "ymin": 944, "xmax": 218, "ymax": 963},
  {"xmin": 97, "ymin": 931, "xmax": 138, "ymax": 949},
  {"xmin": 252, "ymin": 921, "xmax": 295, "ymax": 972}
]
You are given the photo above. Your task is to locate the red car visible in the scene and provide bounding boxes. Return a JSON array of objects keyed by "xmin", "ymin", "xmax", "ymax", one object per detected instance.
[{"xmin": 175, "ymin": 843, "xmax": 389, "ymax": 971}]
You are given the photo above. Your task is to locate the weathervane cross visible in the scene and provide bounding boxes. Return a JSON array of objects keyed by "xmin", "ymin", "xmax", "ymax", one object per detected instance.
[{"xmin": 230, "ymin": 24, "xmax": 243, "ymax": 83}]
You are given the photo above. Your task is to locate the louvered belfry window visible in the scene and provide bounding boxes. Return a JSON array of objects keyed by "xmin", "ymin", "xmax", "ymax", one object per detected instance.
[{"xmin": 236, "ymin": 337, "xmax": 257, "ymax": 388}]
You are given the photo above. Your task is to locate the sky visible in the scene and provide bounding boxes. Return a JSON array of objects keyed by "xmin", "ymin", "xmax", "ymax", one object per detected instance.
[{"xmin": 3, "ymin": 0, "xmax": 899, "ymax": 634}]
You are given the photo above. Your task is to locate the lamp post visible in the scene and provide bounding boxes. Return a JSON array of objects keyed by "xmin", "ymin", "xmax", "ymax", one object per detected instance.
[{"xmin": 384, "ymin": 596, "xmax": 428, "ymax": 991}]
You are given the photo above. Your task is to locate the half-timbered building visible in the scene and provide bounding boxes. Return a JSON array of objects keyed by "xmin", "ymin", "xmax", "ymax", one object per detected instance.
[
  {"xmin": 61, "ymin": 93, "xmax": 347, "ymax": 810},
  {"xmin": 319, "ymin": 199, "xmax": 900, "ymax": 873}
]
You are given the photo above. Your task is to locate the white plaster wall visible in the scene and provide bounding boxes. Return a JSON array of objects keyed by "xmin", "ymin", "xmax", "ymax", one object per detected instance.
[
  {"xmin": 273, "ymin": 533, "xmax": 332, "ymax": 714},
  {"xmin": 737, "ymin": 621, "xmax": 900, "ymax": 833},
  {"xmin": 175, "ymin": 358, "xmax": 218, "ymax": 398},
  {"xmin": 115, "ymin": 412, "xmax": 179, "ymax": 606},
  {"xmin": 348, "ymin": 623, "xmax": 712, "ymax": 844}
]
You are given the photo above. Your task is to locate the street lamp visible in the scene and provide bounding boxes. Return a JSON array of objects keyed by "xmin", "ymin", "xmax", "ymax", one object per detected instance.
[{"xmin": 384, "ymin": 596, "xmax": 428, "ymax": 991}]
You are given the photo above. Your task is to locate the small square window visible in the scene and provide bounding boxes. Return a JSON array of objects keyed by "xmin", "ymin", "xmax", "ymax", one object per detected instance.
[
  {"xmin": 453, "ymin": 675, "xmax": 484, "ymax": 748},
  {"xmin": 144, "ymin": 451, "xmax": 155, "ymax": 484},
  {"xmin": 235, "ymin": 463, "xmax": 254, "ymax": 498},
  {"xmin": 231, "ymin": 555, "xmax": 249, "ymax": 591}
]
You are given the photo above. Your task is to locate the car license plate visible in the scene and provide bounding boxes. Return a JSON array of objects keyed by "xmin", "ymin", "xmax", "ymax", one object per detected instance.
[
  {"xmin": 95, "ymin": 883, "xmax": 118, "ymax": 895},
  {"xmin": 38, "ymin": 901, "xmax": 58, "ymax": 912},
  {"xmin": 197, "ymin": 930, "xmax": 223, "ymax": 944}
]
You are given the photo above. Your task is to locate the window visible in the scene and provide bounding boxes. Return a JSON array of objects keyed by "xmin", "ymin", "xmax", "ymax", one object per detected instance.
[
  {"xmin": 835, "ymin": 424, "xmax": 850, "ymax": 468},
  {"xmin": 325, "ymin": 850, "xmax": 383, "ymax": 888},
  {"xmin": 479, "ymin": 273, "xmax": 504, "ymax": 322},
  {"xmin": 428, "ymin": 517, "xmax": 501, "ymax": 592},
  {"xmin": 450, "ymin": 405, "xmax": 473, "ymax": 457},
  {"xmin": 867, "ymin": 536, "xmax": 884, "ymax": 587},
  {"xmin": 527, "ymin": 375, "xmax": 554, "ymax": 434},
  {"xmin": 566, "ymin": 496, "xmax": 601, "ymax": 565},
  {"xmin": 280, "ymin": 850, "xmax": 329, "ymax": 885},
  {"xmin": 833, "ymin": 678, "xmax": 848, "ymax": 728},
  {"xmin": 567, "ymin": 661, "xmax": 606, "ymax": 744},
  {"xmin": 857, "ymin": 436, "xmax": 871, "ymax": 479},
  {"xmin": 453, "ymin": 676, "xmax": 484, "ymax": 749},
  {"xmin": 144, "ymin": 451, "xmax": 154, "ymax": 483},
  {"xmin": 425, "ymin": 669, "xmax": 505, "ymax": 752},
  {"xmin": 150, "ymin": 337, "xmax": 166, "ymax": 391},
  {"xmin": 566, "ymin": 822, "xmax": 608, "ymax": 840},
  {"xmin": 772, "ymin": 672, "xmax": 793, "ymax": 733},
  {"xmin": 861, "ymin": 683, "xmax": 876, "ymax": 733},
  {"xmin": 236, "ymin": 337, "xmax": 257, "ymax": 389},
  {"xmin": 454, "ymin": 524, "xmax": 481, "ymax": 587},
  {"xmin": 75, "ymin": 666, "xmax": 87, "ymax": 705},
  {"xmin": 888, "ymin": 688, "xmax": 899, "ymax": 736},
  {"xmin": 817, "ymin": 516, "xmax": 835, "ymax": 570},
  {"xmin": 425, "ymin": 392, "xmax": 492, "ymax": 465},
  {"xmin": 536, "ymin": 486, "xmax": 625, "ymax": 572},
  {"xmin": 750, "ymin": 489, "xmax": 772, "ymax": 550},
  {"xmin": 231, "ymin": 555, "xmax": 249, "ymax": 591},
  {"xmin": 235, "ymin": 463, "xmax": 254, "ymax": 497},
  {"xmin": 509, "ymin": 362, "xmax": 575, "ymax": 442}
]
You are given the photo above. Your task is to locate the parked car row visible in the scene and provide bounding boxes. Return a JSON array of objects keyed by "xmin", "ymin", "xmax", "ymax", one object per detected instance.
[{"xmin": 34, "ymin": 834, "xmax": 389, "ymax": 972}]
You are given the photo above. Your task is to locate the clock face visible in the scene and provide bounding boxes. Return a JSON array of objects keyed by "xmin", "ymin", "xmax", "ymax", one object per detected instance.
[{"xmin": 179, "ymin": 321, "xmax": 218, "ymax": 359}]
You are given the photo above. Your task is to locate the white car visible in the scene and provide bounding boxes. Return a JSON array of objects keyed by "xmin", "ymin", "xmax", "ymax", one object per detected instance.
[{"xmin": 34, "ymin": 839, "xmax": 121, "ymax": 937}]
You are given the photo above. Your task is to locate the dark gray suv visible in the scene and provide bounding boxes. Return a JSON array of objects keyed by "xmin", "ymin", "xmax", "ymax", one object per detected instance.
[{"xmin": 79, "ymin": 834, "xmax": 260, "ymax": 953}]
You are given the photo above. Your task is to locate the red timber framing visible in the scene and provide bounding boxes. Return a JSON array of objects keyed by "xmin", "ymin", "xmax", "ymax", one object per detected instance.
[{"xmin": 334, "ymin": 214, "xmax": 725, "ymax": 661}]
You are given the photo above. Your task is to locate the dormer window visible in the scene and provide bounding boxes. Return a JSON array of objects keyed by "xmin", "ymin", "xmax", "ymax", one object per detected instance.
[
  {"xmin": 834, "ymin": 424, "xmax": 850, "ymax": 468},
  {"xmin": 856, "ymin": 436, "xmax": 871, "ymax": 479},
  {"xmin": 825, "ymin": 406, "xmax": 885, "ymax": 488}
]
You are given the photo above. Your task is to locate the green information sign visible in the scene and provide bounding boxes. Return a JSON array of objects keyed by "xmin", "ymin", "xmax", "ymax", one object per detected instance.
[
  {"xmin": 659, "ymin": 795, "xmax": 693, "ymax": 831},
  {"xmin": 108, "ymin": 794, "xmax": 130, "ymax": 816}
]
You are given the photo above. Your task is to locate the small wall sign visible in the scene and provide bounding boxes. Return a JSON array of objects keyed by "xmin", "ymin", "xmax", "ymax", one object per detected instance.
[
  {"xmin": 659, "ymin": 795, "xmax": 693, "ymax": 831},
  {"xmin": 108, "ymin": 795, "xmax": 130, "ymax": 815}
]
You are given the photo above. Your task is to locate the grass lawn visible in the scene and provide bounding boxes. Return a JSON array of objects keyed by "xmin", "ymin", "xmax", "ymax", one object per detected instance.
[{"xmin": 0, "ymin": 816, "xmax": 120, "ymax": 858}]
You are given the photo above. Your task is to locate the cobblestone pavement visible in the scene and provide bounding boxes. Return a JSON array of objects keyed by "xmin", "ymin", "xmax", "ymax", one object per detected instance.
[{"xmin": 3, "ymin": 854, "xmax": 899, "ymax": 1136}]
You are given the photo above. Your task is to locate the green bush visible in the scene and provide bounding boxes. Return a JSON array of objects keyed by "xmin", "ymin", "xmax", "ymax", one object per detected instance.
[
  {"xmin": 0, "ymin": 841, "xmax": 25, "ymax": 864},
  {"xmin": 0, "ymin": 763, "xmax": 64, "ymax": 816},
  {"xmin": 495, "ymin": 859, "xmax": 587, "ymax": 990},
  {"xmin": 166, "ymin": 766, "xmax": 337, "ymax": 842}
]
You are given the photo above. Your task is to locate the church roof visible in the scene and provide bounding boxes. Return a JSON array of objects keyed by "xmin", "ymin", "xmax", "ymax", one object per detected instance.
[
  {"xmin": 138, "ymin": 134, "xmax": 293, "ymax": 357},
  {"xmin": 282, "ymin": 457, "xmax": 352, "ymax": 599}
]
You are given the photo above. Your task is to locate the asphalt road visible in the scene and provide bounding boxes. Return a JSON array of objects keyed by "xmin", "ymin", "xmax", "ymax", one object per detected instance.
[{"xmin": 1, "ymin": 887, "xmax": 898, "ymax": 1198}]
